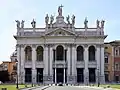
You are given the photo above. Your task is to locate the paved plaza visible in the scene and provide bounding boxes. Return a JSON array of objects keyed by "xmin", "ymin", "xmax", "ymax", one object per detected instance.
[{"xmin": 20, "ymin": 85, "xmax": 114, "ymax": 90}]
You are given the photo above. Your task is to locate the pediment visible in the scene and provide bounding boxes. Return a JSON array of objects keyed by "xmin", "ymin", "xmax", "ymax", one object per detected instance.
[{"xmin": 45, "ymin": 28, "xmax": 75, "ymax": 36}]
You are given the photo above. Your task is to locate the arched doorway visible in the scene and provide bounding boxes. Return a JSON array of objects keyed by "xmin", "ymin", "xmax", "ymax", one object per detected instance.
[{"xmin": 56, "ymin": 45, "xmax": 64, "ymax": 60}]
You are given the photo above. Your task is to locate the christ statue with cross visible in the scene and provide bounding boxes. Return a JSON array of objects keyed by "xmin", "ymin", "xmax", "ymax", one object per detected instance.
[{"xmin": 58, "ymin": 5, "xmax": 63, "ymax": 16}]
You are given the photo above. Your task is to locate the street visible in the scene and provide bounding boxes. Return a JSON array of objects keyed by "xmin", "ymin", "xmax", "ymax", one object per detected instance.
[{"xmin": 31, "ymin": 86, "xmax": 113, "ymax": 90}]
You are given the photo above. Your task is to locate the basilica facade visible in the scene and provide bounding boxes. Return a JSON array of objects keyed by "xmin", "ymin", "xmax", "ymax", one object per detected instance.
[{"xmin": 14, "ymin": 6, "xmax": 107, "ymax": 84}]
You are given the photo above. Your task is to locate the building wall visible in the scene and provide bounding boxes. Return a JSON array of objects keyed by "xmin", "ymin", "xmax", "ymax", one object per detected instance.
[
  {"xmin": 2, "ymin": 61, "xmax": 16, "ymax": 80},
  {"xmin": 110, "ymin": 40, "xmax": 120, "ymax": 82},
  {"xmin": 104, "ymin": 43, "xmax": 114, "ymax": 82}
]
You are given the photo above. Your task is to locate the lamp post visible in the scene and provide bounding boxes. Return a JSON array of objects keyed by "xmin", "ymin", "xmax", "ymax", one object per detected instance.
[
  {"xmin": 16, "ymin": 61, "xmax": 19, "ymax": 89},
  {"xmin": 97, "ymin": 68, "xmax": 100, "ymax": 87}
]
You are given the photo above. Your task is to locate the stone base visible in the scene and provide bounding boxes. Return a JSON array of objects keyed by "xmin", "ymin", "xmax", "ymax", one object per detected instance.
[
  {"xmin": 43, "ymin": 75, "xmax": 53, "ymax": 84},
  {"xmin": 67, "ymin": 75, "xmax": 77, "ymax": 84},
  {"xmin": 100, "ymin": 75, "xmax": 105, "ymax": 84}
]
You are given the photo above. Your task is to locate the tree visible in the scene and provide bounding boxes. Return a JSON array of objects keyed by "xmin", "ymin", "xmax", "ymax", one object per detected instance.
[{"xmin": 0, "ymin": 70, "xmax": 10, "ymax": 83}]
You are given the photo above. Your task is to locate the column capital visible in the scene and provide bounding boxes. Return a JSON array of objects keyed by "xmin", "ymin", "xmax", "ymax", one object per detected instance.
[
  {"xmin": 71, "ymin": 44, "xmax": 76, "ymax": 47},
  {"xmin": 83, "ymin": 44, "xmax": 88, "ymax": 48},
  {"xmin": 16, "ymin": 44, "xmax": 20, "ymax": 48},
  {"xmin": 96, "ymin": 44, "xmax": 101, "ymax": 47},
  {"xmin": 20, "ymin": 44, "xmax": 25, "ymax": 48},
  {"xmin": 44, "ymin": 44, "xmax": 49, "ymax": 47},
  {"xmin": 32, "ymin": 44, "xmax": 37, "ymax": 48},
  {"xmin": 96, "ymin": 44, "xmax": 104, "ymax": 47},
  {"xmin": 49, "ymin": 44, "xmax": 54, "ymax": 47},
  {"xmin": 64, "ymin": 44, "xmax": 71, "ymax": 47}
]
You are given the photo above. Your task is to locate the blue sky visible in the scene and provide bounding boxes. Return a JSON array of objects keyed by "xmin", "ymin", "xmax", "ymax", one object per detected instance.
[{"xmin": 0, "ymin": 0, "xmax": 120, "ymax": 62}]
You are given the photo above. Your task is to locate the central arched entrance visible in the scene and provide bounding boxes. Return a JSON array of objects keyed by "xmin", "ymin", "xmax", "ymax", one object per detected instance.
[
  {"xmin": 56, "ymin": 45, "xmax": 64, "ymax": 60},
  {"xmin": 53, "ymin": 45, "xmax": 67, "ymax": 83}
]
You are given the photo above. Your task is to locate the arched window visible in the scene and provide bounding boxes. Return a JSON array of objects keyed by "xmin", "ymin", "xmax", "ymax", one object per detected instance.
[
  {"xmin": 77, "ymin": 46, "xmax": 84, "ymax": 61},
  {"xmin": 88, "ymin": 46, "xmax": 95, "ymax": 61},
  {"xmin": 56, "ymin": 45, "xmax": 64, "ymax": 60},
  {"xmin": 25, "ymin": 46, "xmax": 32, "ymax": 61},
  {"xmin": 36, "ymin": 46, "xmax": 43, "ymax": 61}
]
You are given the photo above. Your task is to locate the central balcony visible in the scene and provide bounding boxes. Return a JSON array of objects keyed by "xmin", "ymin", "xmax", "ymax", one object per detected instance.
[{"xmin": 52, "ymin": 60, "xmax": 67, "ymax": 68}]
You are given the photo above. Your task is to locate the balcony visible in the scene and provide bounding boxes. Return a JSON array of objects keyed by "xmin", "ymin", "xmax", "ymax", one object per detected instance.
[
  {"xmin": 24, "ymin": 61, "xmax": 32, "ymax": 68},
  {"xmin": 52, "ymin": 60, "xmax": 67, "ymax": 68},
  {"xmin": 36, "ymin": 61, "xmax": 44, "ymax": 68},
  {"xmin": 88, "ymin": 61, "xmax": 97, "ymax": 68},
  {"xmin": 76, "ymin": 61, "xmax": 84, "ymax": 68}
]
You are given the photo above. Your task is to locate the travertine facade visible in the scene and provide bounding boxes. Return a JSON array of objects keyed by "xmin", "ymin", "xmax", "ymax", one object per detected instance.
[{"xmin": 14, "ymin": 6, "xmax": 107, "ymax": 84}]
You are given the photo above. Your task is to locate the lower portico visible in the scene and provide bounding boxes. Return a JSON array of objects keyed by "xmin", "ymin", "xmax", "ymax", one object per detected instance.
[{"xmin": 17, "ymin": 44, "xmax": 105, "ymax": 85}]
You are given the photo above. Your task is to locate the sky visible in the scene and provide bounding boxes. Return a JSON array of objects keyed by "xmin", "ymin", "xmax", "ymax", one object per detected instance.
[{"xmin": 0, "ymin": 0, "xmax": 120, "ymax": 62}]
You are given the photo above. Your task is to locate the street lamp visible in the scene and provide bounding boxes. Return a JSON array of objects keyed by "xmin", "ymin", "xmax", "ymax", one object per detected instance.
[
  {"xmin": 97, "ymin": 68, "xmax": 100, "ymax": 87},
  {"xmin": 16, "ymin": 60, "xmax": 19, "ymax": 89}
]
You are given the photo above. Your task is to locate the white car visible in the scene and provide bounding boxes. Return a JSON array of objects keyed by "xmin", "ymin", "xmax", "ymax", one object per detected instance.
[{"xmin": 0, "ymin": 81, "xmax": 3, "ymax": 84}]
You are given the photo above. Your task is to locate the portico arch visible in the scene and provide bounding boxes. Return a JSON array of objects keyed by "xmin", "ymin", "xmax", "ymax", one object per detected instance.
[
  {"xmin": 25, "ymin": 46, "xmax": 32, "ymax": 61},
  {"xmin": 56, "ymin": 45, "xmax": 64, "ymax": 60}
]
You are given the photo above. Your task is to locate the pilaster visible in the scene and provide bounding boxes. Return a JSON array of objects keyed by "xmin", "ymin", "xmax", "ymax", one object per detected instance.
[
  {"xmin": 96, "ymin": 45, "xmax": 100, "ymax": 84},
  {"xmin": 43, "ymin": 44, "xmax": 49, "ymax": 84},
  {"xmin": 16, "ymin": 44, "xmax": 21, "ymax": 84},
  {"xmin": 66, "ymin": 44, "xmax": 71, "ymax": 84},
  {"xmin": 100, "ymin": 45, "xmax": 105, "ymax": 84},
  {"xmin": 20, "ymin": 44, "xmax": 25, "ymax": 84},
  {"xmin": 84, "ymin": 44, "xmax": 89, "ymax": 85},
  {"xmin": 32, "ymin": 44, "xmax": 36, "ymax": 84},
  {"xmin": 71, "ymin": 44, "xmax": 77, "ymax": 84},
  {"xmin": 49, "ymin": 44, "xmax": 54, "ymax": 83}
]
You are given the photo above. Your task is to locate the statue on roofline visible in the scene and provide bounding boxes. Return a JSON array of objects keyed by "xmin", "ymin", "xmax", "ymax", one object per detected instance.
[
  {"xmin": 96, "ymin": 19, "xmax": 100, "ymax": 28},
  {"xmin": 21, "ymin": 20, "xmax": 25, "ymax": 28},
  {"xmin": 45, "ymin": 14, "xmax": 49, "ymax": 25},
  {"xmin": 71, "ymin": 15, "xmax": 75, "ymax": 25},
  {"xmin": 15, "ymin": 20, "xmax": 20, "ymax": 29},
  {"xmin": 50, "ymin": 15, "xmax": 54, "ymax": 24},
  {"xmin": 58, "ymin": 4, "xmax": 64, "ymax": 16},
  {"xmin": 66, "ymin": 15, "xmax": 70, "ymax": 24},
  {"xmin": 84, "ymin": 17, "xmax": 88, "ymax": 28},
  {"xmin": 31, "ymin": 19, "xmax": 36, "ymax": 28},
  {"xmin": 101, "ymin": 20, "xmax": 105, "ymax": 28}
]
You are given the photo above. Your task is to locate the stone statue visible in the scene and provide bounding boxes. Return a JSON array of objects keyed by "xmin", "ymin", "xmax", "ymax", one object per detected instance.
[
  {"xmin": 101, "ymin": 20, "xmax": 105, "ymax": 28},
  {"xmin": 31, "ymin": 19, "xmax": 36, "ymax": 28},
  {"xmin": 58, "ymin": 4, "xmax": 63, "ymax": 16},
  {"xmin": 15, "ymin": 20, "xmax": 20, "ymax": 28},
  {"xmin": 21, "ymin": 20, "xmax": 25, "ymax": 28},
  {"xmin": 45, "ymin": 14, "xmax": 49, "ymax": 24},
  {"xmin": 71, "ymin": 15, "xmax": 75, "ymax": 25},
  {"xmin": 84, "ymin": 17, "xmax": 88, "ymax": 28},
  {"xmin": 50, "ymin": 15, "xmax": 54, "ymax": 24},
  {"xmin": 66, "ymin": 15, "xmax": 70, "ymax": 24},
  {"xmin": 96, "ymin": 19, "xmax": 100, "ymax": 28}
]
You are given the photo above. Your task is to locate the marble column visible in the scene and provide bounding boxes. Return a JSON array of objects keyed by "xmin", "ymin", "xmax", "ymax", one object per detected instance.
[
  {"xmin": 67, "ymin": 45, "xmax": 70, "ymax": 83},
  {"xmin": 72, "ymin": 44, "xmax": 77, "ymax": 84},
  {"xmin": 96, "ymin": 45, "xmax": 100, "ymax": 84},
  {"xmin": 55, "ymin": 68, "xmax": 57, "ymax": 84},
  {"xmin": 32, "ymin": 45, "xmax": 36, "ymax": 84},
  {"xmin": 64, "ymin": 68, "xmax": 66, "ymax": 84},
  {"xmin": 49, "ymin": 45, "xmax": 53, "ymax": 83},
  {"xmin": 84, "ymin": 45, "xmax": 89, "ymax": 85},
  {"xmin": 16, "ymin": 44, "xmax": 21, "ymax": 84},
  {"xmin": 100, "ymin": 45, "xmax": 105, "ymax": 84},
  {"xmin": 43, "ymin": 45, "xmax": 48, "ymax": 83},
  {"xmin": 21, "ymin": 45, "xmax": 25, "ymax": 84}
]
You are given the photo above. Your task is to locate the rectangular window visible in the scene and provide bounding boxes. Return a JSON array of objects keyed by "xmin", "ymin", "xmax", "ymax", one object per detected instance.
[
  {"xmin": 105, "ymin": 57, "xmax": 108, "ymax": 63},
  {"xmin": 115, "ymin": 50, "xmax": 118, "ymax": 56},
  {"xmin": 105, "ymin": 47, "xmax": 108, "ymax": 49},
  {"xmin": 115, "ymin": 64, "xmax": 119, "ymax": 70}
]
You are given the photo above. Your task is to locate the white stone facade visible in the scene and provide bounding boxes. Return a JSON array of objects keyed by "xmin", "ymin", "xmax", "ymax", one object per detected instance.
[{"xmin": 14, "ymin": 6, "xmax": 107, "ymax": 85}]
